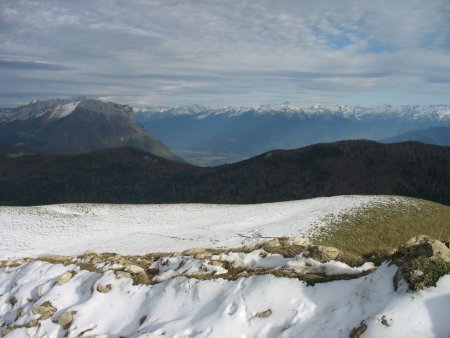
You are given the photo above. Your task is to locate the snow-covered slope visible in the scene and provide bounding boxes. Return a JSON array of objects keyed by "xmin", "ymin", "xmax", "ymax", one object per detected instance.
[
  {"xmin": 0, "ymin": 196, "xmax": 382, "ymax": 260},
  {"xmin": 0, "ymin": 97, "xmax": 134, "ymax": 123},
  {"xmin": 1, "ymin": 196, "xmax": 449, "ymax": 337},
  {"xmin": 1, "ymin": 256, "xmax": 449, "ymax": 337}
]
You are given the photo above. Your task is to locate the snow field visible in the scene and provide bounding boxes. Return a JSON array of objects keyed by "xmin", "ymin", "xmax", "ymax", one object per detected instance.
[
  {"xmin": 1, "ymin": 261, "xmax": 449, "ymax": 337},
  {"xmin": 0, "ymin": 196, "xmax": 385, "ymax": 260}
]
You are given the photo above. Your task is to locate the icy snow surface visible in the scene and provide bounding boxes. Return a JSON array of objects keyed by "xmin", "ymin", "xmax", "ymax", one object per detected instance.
[
  {"xmin": 0, "ymin": 195, "xmax": 383, "ymax": 260},
  {"xmin": 48, "ymin": 101, "xmax": 80, "ymax": 119},
  {"xmin": 1, "ymin": 261, "xmax": 449, "ymax": 337}
]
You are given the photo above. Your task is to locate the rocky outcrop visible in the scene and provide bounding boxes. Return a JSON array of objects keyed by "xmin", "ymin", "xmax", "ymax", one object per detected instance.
[
  {"xmin": 58, "ymin": 310, "xmax": 76, "ymax": 329},
  {"xmin": 396, "ymin": 235, "xmax": 450, "ymax": 263},
  {"xmin": 393, "ymin": 235, "xmax": 450, "ymax": 291},
  {"xmin": 32, "ymin": 301, "xmax": 56, "ymax": 320}
]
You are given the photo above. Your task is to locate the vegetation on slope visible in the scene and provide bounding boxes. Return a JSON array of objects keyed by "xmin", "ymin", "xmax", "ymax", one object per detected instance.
[
  {"xmin": 0, "ymin": 140, "xmax": 449, "ymax": 206},
  {"xmin": 313, "ymin": 197, "xmax": 450, "ymax": 264}
]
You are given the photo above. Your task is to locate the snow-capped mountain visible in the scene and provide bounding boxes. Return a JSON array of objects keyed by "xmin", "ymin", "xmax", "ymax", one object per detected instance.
[
  {"xmin": 0, "ymin": 98, "xmax": 179, "ymax": 160},
  {"xmin": 138, "ymin": 102, "xmax": 450, "ymax": 121},
  {"xmin": 136, "ymin": 103, "xmax": 450, "ymax": 165},
  {"xmin": 0, "ymin": 97, "xmax": 136, "ymax": 123}
]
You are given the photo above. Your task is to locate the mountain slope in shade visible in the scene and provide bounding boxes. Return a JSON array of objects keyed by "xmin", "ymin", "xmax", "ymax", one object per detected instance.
[
  {"xmin": 0, "ymin": 98, "xmax": 179, "ymax": 161},
  {"xmin": 136, "ymin": 104, "xmax": 450, "ymax": 165},
  {"xmin": 383, "ymin": 126, "xmax": 450, "ymax": 146},
  {"xmin": 0, "ymin": 140, "xmax": 449, "ymax": 206}
]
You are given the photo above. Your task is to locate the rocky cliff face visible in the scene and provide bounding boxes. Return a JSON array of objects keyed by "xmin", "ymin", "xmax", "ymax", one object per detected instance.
[{"xmin": 0, "ymin": 98, "xmax": 179, "ymax": 161}]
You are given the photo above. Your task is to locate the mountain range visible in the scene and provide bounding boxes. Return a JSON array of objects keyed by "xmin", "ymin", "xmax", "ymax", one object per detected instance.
[
  {"xmin": 136, "ymin": 103, "xmax": 450, "ymax": 165},
  {"xmin": 0, "ymin": 98, "xmax": 179, "ymax": 161},
  {"xmin": 1, "ymin": 140, "xmax": 449, "ymax": 206}
]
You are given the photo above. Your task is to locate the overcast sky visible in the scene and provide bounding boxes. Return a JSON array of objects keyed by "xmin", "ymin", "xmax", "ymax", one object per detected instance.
[{"xmin": 1, "ymin": 0, "xmax": 450, "ymax": 107}]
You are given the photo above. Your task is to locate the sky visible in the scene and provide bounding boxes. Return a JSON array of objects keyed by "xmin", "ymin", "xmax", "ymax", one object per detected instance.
[{"xmin": 1, "ymin": 0, "xmax": 450, "ymax": 108}]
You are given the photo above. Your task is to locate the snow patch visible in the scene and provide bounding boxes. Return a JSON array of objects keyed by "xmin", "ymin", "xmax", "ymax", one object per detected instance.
[
  {"xmin": 48, "ymin": 101, "xmax": 80, "ymax": 119},
  {"xmin": 211, "ymin": 250, "xmax": 374, "ymax": 275}
]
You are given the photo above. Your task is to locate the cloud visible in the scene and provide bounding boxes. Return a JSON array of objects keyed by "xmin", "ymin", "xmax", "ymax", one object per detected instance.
[
  {"xmin": 0, "ymin": 59, "xmax": 73, "ymax": 71},
  {"xmin": 0, "ymin": 0, "xmax": 449, "ymax": 107}
]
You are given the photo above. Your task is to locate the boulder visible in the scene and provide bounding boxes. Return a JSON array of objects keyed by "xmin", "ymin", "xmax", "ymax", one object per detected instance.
[
  {"xmin": 124, "ymin": 265, "xmax": 145, "ymax": 275},
  {"xmin": 306, "ymin": 245, "xmax": 340, "ymax": 262},
  {"xmin": 58, "ymin": 310, "xmax": 76, "ymax": 329},
  {"xmin": 9, "ymin": 296, "xmax": 17, "ymax": 306},
  {"xmin": 264, "ymin": 238, "xmax": 281, "ymax": 248},
  {"xmin": 242, "ymin": 239, "xmax": 267, "ymax": 252},
  {"xmin": 285, "ymin": 237, "xmax": 308, "ymax": 247},
  {"xmin": 401, "ymin": 235, "xmax": 450, "ymax": 262},
  {"xmin": 255, "ymin": 309, "xmax": 272, "ymax": 318},
  {"xmin": 17, "ymin": 308, "xmax": 26, "ymax": 318},
  {"xmin": 97, "ymin": 283, "xmax": 112, "ymax": 293},
  {"xmin": 57, "ymin": 271, "xmax": 74, "ymax": 285},
  {"xmin": 32, "ymin": 301, "xmax": 56, "ymax": 320},
  {"xmin": 115, "ymin": 271, "xmax": 132, "ymax": 279}
]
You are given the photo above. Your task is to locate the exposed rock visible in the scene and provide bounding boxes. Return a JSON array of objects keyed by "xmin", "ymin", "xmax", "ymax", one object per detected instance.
[
  {"xmin": 32, "ymin": 301, "xmax": 56, "ymax": 320},
  {"xmin": 57, "ymin": 271, "xmax": 74, "ymax": 285},
  {"xmin": 400, "ymin": 235, "xmax": 450, "ymax": 262},
  {"xmin": 255, "ymin": 309, "xmax": 272, "ymax": 318},
  {"xmin": 117, "ymin": 258, "xmax": 128, "ymax": 265},
  {"xmin": 37, "ymin": 284, "xmax": 46, "ymax": 297},
  {"xmin": 430, "ymin": 241, "xmax": 450, "ymax": 262},
  {"xmin": 9, "ymin": 296, "xmax": 17, "ymax": 306},
  {"xmin": 264, "ymin": 238, "xmax": 281, "ymax": 248},
  {"xmin": 82, "ymin": 256, "xmax": 93, "ymax": 264},
  {"xmin": 17, "ymin": 308, "xmax": 26, "ymax": 318},
  {"xmin": 38, "ymin": 254, "xmax": 72, "ymax": 262},
  {"xmin": 209, "ymin": 260, "xmax": 226, "ymax": 268},
  {"xmin": 350, "ymin": 322, "xmax": 367, "ymax": 338},
  {"xmin": 125, "ymin": 265, "xmax": 145, "ymax": 275},
  {"xmin": 306, "ymin": 245, "xmax": 340, "ymax": 262},
  {"xmin": 115, "ymin": 271, "xmax": 132, "ymax": 279},
  {"xmin": 91, "ymin": 257, "xmax": 103, "ymax": 265},
  {"xmin": 139, "ymin": 315, "xmax": 147, "ymax": 326},
  {"xmin": 242, "ymin": 239, "xmax": 267, "ymax": 252},
  {"xmin": 106, "ymin": 264, "xmax": 125, "ymax": 271},
  {"xmin": 83, "ymin": 250, "xmax": 97, "ymax": 256},
  {"xmin": 285, "ymin": 237, "xmax": 308, "ymax": 247},
  {"xmin": 318, "ymin": 246, "xmax": 340, "ymax": 260},
  {"xmin": 1, "ymin": 326, "xmax": 17, "ymax": 337},
  {"xmin": 443, "ymin": 240, "xmax": 450, "ymax": 249},
  {"xmin": 25, "ymin": 319, "xmax": 39, "ymax": 328},
  {"xmin": 381, "ymin": 315, "xmax": 390, "ymax": 327},
  {"xmin": 97, "ymin": 284, "xmax": 112, "ymax": 293},
  {"xmin": 182, "ymin": 248, "xmax": 213, "ymax": 260},
  {"xmin": 393, "ymin": 267, "xmax": 403, "ymax": 291},
  {"xmin": 58, "ymin": 310, "xmax": 76, "ymax": 329}
]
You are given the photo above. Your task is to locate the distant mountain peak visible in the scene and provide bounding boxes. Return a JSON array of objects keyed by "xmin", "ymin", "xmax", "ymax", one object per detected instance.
[
  {"xmin": 138, "ymin": 103, "xmax": 450, "ymax": 121},
  {"xmin": 0, "ymin": 97, "xmax": 135, "ymax": 123},
  {"xmin": 0, "ymin": 97, "xmax": 180, "ymax": 160}
]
